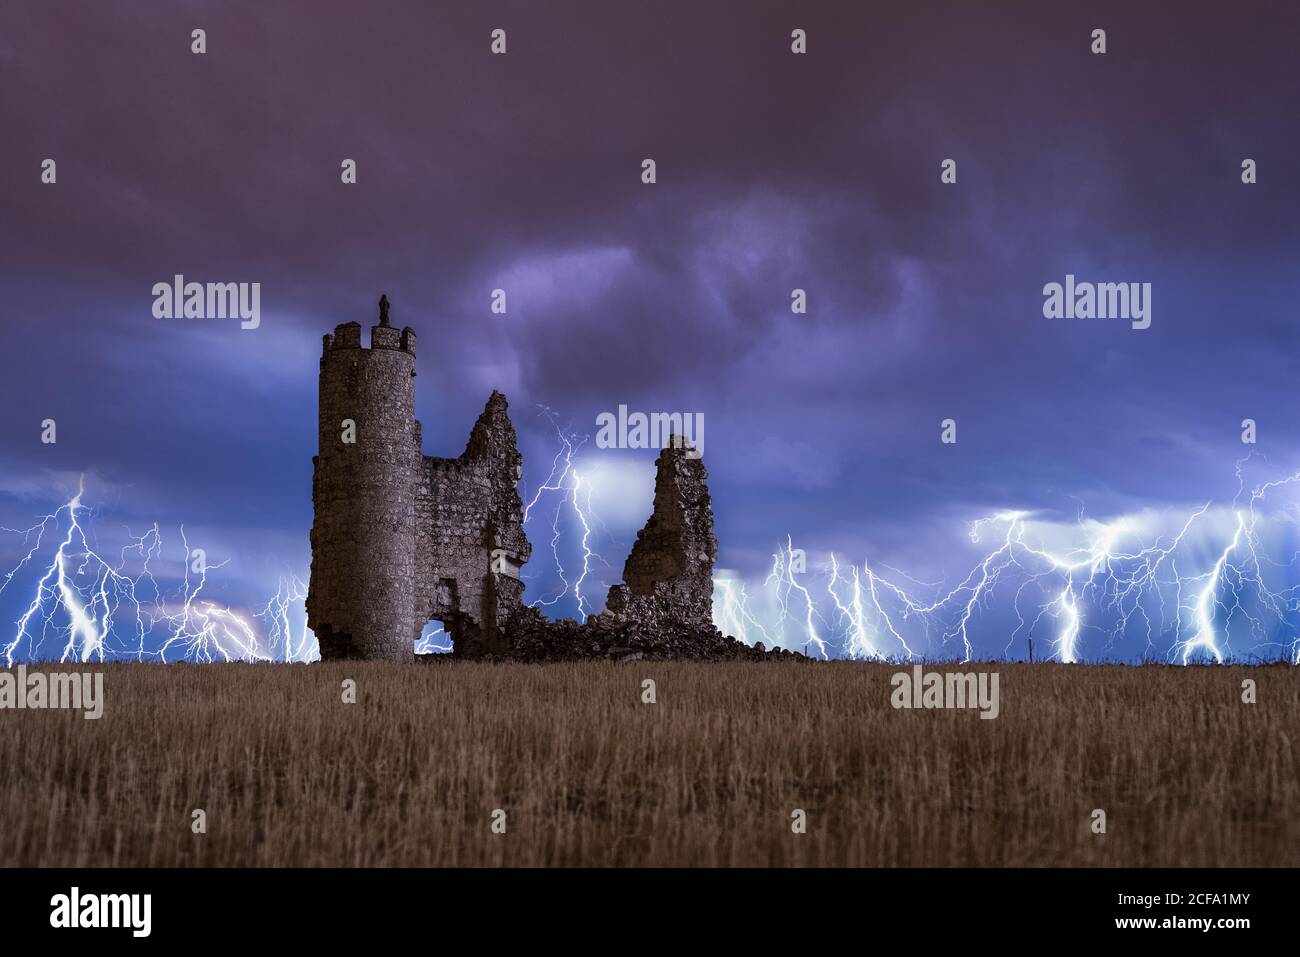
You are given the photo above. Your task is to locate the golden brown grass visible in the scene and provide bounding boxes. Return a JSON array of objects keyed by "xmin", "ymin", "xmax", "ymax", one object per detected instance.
[{"xmin": 1, "ymin": 660, "xmax": 1296, "ymax": 866}]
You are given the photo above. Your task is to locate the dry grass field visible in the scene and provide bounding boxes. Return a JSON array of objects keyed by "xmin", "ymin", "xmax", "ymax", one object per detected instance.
[{"xmin": 1, "ymin": 660, "xmax": 1296, "ymax": 867}]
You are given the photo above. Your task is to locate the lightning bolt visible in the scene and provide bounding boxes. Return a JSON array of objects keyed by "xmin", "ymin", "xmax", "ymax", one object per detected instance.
[
  {"xmin": 3, "ymin": 415, "xmax": 617, "ymax": 664},
  {"xmin": 2, "ymin": 477, "xmax": 304, "ymax": 664},
  {"xmin": 415, "ymin": 621, "xmax": 452, "ymax": 655},
  {"xmin": 711, "ymin": 575, "xmax": 774, "ymax": 647},
  {"xmin": 12, "ymin": 455, "xmax": 1300, "ymax": 665},
  {"xmin": 711, "ymin": 457, "xmax": 1300, "ymax": 665},
  {"xmin": 826, "ymin": 554, "xmax": 880, "ymax": 659},
  {"xmin": 252, "ymin": 573, "xmax": 314, "ymax": 662},
  {"xmin": 520, "ymin": 407, "xmax": 611, "ymax": 619},
  {"xmin": 757, "ymin": 536, "xmax": 828, "ymax": 658}
]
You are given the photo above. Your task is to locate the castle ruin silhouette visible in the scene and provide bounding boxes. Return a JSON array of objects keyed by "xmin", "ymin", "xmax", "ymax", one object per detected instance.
[{"xmin": 306, "ymin": 296, "xmax": 785, "ymax": 662}]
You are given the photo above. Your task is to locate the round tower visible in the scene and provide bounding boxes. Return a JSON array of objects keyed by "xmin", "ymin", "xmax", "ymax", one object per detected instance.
[{"xmin": 307, "ymin": 295, "xmax": 422, "ymax": 660}]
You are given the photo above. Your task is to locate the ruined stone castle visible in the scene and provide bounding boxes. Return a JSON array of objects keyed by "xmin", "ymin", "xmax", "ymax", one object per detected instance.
[{"xmin": 306, "ymin": 296, "xmax": 796, "ymax": 662}]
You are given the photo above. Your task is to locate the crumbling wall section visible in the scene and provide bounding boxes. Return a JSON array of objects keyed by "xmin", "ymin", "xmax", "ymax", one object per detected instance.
[
  {"xmin": 492, "ymin": 437, "xmax": 781, "ymax": 662},
  {"xmin": 414, "ymin": 391, "xmax": 531, "ymax": 657},
  {"xmin": 604, "ymin": 439, "xmax": 717, "ymax": 632}
]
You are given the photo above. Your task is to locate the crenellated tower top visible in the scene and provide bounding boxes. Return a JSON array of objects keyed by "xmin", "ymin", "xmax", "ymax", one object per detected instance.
[{"xmin": 320, "ymin": 294, "xmax": 417, "ymax": 358}]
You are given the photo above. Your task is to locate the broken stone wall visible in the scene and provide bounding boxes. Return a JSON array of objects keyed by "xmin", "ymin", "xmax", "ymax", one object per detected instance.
[
  {"xmin": 414, "ymin": 392, "xmax": 531, "ymax": 657},
  {"xmin": 604, "ymin": 439, "xmax": 718, "ymax": 632}
]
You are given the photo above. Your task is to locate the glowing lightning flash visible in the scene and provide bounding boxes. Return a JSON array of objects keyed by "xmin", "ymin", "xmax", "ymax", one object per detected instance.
[
  {"xmin": 710, "ymin": 458, "xmax": 1300, "ymax": 665},
  {"xmin": 520, "ymin": 407, "xmax": 611, "ymax": 619},
  {"xmin": 11, "ymin": 454, "xmax": 1300, "ymax": 666},
  {"xmin": 2, "ymin": 478, "xmax": 302, "ymax": 664}
]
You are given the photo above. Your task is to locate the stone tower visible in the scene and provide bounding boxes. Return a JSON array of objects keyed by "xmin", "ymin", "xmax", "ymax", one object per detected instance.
[{"xmin": 307, "ymin": 295, "xmax": 422, "ymax": 661}]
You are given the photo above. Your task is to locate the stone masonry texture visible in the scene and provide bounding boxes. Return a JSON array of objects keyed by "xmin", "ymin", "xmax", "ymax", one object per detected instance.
[{"xmin": 307, "ymin": 298, "xmax": 801, "ymax": 663}]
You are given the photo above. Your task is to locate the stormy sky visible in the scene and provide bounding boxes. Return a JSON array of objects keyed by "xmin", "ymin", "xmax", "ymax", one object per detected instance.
[{"xmin": 3, "ymin": 1, "xmax": 1300, "ymax": 662}]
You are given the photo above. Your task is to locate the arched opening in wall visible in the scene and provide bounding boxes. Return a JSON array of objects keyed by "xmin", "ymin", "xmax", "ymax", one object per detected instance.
[{"xmin": 415, "ymin": 620, "xmax": 452, "ymax": 656}]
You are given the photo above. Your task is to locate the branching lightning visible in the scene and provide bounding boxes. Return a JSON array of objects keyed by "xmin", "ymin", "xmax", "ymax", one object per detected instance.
[
  {"xmin": 2, "ymin": 413, "xmax": 619, "ymax": 663},
  {"xmin": 10, "ymin": 454, "xmax": 1300, "ymax": 665},
  {"xmin": 2, "ymin": 477, "xmax": 310, "ymax": 664},
  {"xmin": 520, "ymin": 406, "xmax": 612, "ymax": 619},
  {"xmin": 252, "ymin": 573, "xmax": 313, "ymax": 662},
  {"xmin": 710, "ymin": 457, "xmax": 1300, "ymax": 664}
]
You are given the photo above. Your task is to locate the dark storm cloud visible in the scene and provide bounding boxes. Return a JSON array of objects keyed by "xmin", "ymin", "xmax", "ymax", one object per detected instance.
[{"xmin": 3, "ymin": 0, "xmax": 1300, "ymax": 597}]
